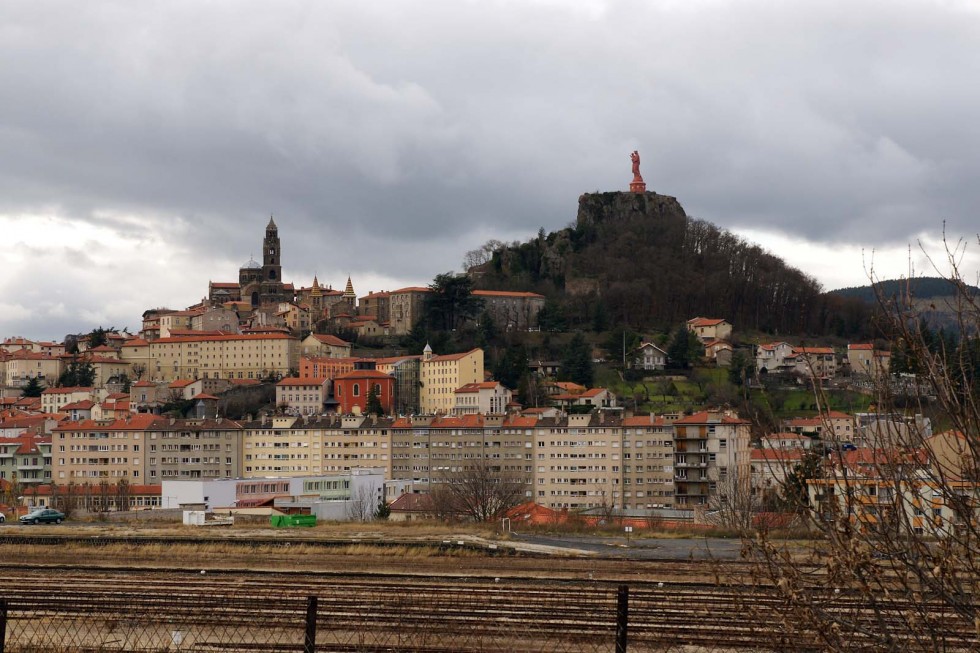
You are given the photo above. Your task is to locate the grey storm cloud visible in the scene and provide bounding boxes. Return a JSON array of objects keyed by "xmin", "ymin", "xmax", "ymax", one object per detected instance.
[{"xmin": 2, "ymin": 0, "xmax": 980, "ymax": 337}]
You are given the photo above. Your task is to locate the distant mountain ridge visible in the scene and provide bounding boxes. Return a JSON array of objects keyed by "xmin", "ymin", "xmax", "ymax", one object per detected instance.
[
  {"xmin": 829, "ymin": 277, "xmax": 980, "ymax": 303},
  {"xmin": 472, "ymin": 191, "xmax": 873, "ymax": 338}
]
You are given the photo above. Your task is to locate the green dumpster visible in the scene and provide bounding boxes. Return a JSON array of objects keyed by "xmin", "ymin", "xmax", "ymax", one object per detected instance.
[{"xmin": 270, "ymin": 514, "xmax": 317, "ymax": 527}]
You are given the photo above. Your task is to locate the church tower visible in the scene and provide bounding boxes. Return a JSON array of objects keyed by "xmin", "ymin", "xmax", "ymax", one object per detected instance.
[{"xmin": 260, "ymin": 216, "xmax": 286, "ymax": 305}]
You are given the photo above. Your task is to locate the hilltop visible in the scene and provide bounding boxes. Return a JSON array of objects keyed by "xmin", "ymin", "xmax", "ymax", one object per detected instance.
[{"xmin": 471, "ymin": 191, "xmax": 872, "ymax": 338}]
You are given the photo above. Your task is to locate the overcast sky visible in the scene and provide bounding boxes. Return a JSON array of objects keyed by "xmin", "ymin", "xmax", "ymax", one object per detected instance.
[{"xmin": 3, "ymin": 1, "xmax": 979, "ymax": 340}]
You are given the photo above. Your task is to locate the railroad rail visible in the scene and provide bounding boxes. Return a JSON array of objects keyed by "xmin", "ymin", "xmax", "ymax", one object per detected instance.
[{"xmin": 2, "ymin": 567, "xmax": 978, "ymax": 652}]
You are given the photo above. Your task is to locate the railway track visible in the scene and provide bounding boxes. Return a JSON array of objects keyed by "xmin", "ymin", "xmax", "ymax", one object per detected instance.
[{"xmin": 2, "ymin": 567, "xmax": 978, "ymax": 652}]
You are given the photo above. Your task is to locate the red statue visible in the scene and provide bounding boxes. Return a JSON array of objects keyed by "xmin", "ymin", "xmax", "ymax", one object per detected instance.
[{"xmin": 629, "ymin": 150, "xmax": 646, "ymax": 193}]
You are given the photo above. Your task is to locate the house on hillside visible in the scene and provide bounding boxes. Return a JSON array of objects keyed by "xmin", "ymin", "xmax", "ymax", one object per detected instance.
[
  {"xmin": 686, "ymin": 317, "xmax": 732, "ymax": 343},
  {"xmin": 630, "ymin": 342, "xmax": 668, "ymax": 371},
  {"xmin": 756, "ymin": 342, "xmax": 794, "ymax": 374}
]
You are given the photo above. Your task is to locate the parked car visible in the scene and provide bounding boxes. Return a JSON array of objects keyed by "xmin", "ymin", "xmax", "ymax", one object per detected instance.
[{"xmin": 19, "ymin": 508, "xmax": 65, "ymax": 525}]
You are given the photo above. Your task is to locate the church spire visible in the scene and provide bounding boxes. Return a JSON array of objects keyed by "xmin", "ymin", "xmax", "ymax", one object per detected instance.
[{"xmin": 267, "ymin": 214, "xmax": 277, "ymax": 230}]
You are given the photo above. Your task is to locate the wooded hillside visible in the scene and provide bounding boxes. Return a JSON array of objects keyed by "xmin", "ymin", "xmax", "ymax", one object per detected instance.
[{"xmin": 472, "ymin": 192, "xmax": 872, "ymax": 338}]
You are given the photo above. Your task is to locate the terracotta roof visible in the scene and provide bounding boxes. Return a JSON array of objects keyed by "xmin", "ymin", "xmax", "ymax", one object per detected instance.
[
  {"xmin": 192, "ymin": 393, "xmax": 219, "ymax": 400},
  {"xmin": 579, "ymin": 388, "xmax": 608, "ymax": 397},
  {"xmin": 41, "ymin": 387, "xmax": 93, "ymax": 395},
  {"xmin": 502, "ymin": 416, "xmax": 538, "ymax": 427},
  {"xmin": 152, "ymin": 333, "xmax": 296, "ymax": 344},
  {"xmin": 53, "ymin": 414, "xmax": 167, "ymax": 432},
  {"xmin": 61, "ymin": 400, "xmax": 96, "ymax": 411},
  {"xmin": 390, "ymin": 286, "xmax": 432, "ymax": 294},
  {"xmin": 168, "ymin": 379, "xmax": 196, "ymax": 388},
  {"xmin": 123, "ymin": 338, "xmax": 150, "ymax": 347},
  {"xmin": 687, "ymin": 317, "xmax": 727, "ymax": 327},
  {"xmin": 758, "ymin": 342, "xmax": 791, "ymax": 351},
  {"xmin": 313, "ymin": 333, "xmax": 350, "ymax": 347},
  {"xmin": 784, "ymin": 417, "xmax": 823, "ymax": 427},
  {"xmin": 428, "ymin": 348, "xmax": 480, "ymax": 362},
  {"xmin": 848, "ymin": 343, "xmax": 874, "ymax": 351},
  {"xmin": 674, "ymin": 411, "xmax": 750, "ymax": 425},
  {"xmin": 389, "ymin": 493, "xmax": 435, "ymax": 512},
  {"xmin": 454, "ymin": 382, "xmax": 501, "ymax": 393},
  {"xmin": 335, "ymin": 370, "xmax": 394, "ymax": 381},
  {"xmin": 622, "ymin": 415, "xmax": 669, "ymax": 427},
  {"xmin": 793, "ymin": 347, "xmax": 835, "ymax": 355}
]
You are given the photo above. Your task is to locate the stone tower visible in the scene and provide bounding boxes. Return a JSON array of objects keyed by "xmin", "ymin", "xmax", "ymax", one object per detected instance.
[
  {"xmin": 259, "ymin": 216, "xmax": 287, "ymax": 306},
  {"xmin": 240, "ymin": 217, "xmax": 288, "ymax": 308}
]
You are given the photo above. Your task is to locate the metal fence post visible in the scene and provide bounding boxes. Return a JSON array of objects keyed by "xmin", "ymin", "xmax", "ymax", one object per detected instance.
[
  {"xmin": 304, "ymin": 596, "xmax": 318, "ymax": 653},
  {"xmin": 615, "ymin": 585, "xmax": 629, "ymax": 653},
  {"xmin": 0, "ymin": 597, "xmax": 7, "ymax": 653}
]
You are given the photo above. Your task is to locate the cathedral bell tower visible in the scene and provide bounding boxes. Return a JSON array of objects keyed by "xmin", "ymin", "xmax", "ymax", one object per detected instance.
[{"xmin": 259, "ymin": 215, "xmax": 286, "ymax": 306}]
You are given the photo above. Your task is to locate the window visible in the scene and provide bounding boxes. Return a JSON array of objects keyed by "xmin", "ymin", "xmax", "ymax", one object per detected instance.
[{"xmin": 353, "ymin": 384, "xmax": 360, "ymax": 397}]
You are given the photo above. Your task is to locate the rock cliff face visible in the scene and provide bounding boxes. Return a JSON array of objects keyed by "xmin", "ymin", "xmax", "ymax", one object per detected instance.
[{"xmin": 575, "ymin": 191, "xmax": 687, "ymax": 231}]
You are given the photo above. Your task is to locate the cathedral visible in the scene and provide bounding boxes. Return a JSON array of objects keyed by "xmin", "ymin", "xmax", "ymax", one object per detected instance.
[
  {"xmin": 239, "ymin": 216, "xmax": 289, "ymax": 307},
  {"xmin": 207, "ymin": 219, "xmax": 356, "ymax": 318},
  {"xmin": 208, "ymin": 217, "xmax": 291, "ymax": 308}
]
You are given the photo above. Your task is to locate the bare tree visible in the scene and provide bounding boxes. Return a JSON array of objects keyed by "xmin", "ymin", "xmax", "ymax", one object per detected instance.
[
  {"xmin": 741, "ymin": 238, "xmax": 980, "ymax": 650},
  {"xmin": 706, "ymin": 466, "xmax": 759, "ymax": 530},
  {"xmin": 345, "ymin": 486, "xmax": 375, "ymax": 522},
  {"xmin": 431, "ymin": 460, "xmax": 527, "ymax": 522},
  {"xmin": 462, "ymin": 239, "xmax": 504, "ymax": 271}
]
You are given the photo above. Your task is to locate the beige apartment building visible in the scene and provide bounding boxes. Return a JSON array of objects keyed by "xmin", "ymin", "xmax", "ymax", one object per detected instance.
[
  {"xmin": 52, "ymin": 415, "xmax": 243, "ymax": 484},
  {"xmin": 4, "ymin": 351, "xmax": 62, "ymax": 387},
  {"xmin": 419, "ymin": 346, "xmax": 484, "ymax": 414},
  {"xmin": 453, "ymin": 382, "xmax": 512, "ymax": 415},
  {"xmin": 41, "ymin": 386, "xmax": 97, "ymax": 413},
  {"xmin": 671, "ymin": 411, "xmax": 752, "ymax": 506},
  {"xmin": 120, "ymin": 333, "xmax": 298, "ymax": 382},
  {"xmin": 240, "ymin": 415, "xmax": 388, "ymax": 477},
  {"xmin": 275, "ymin": 377, "xmax": 329, "ymax": 416}
]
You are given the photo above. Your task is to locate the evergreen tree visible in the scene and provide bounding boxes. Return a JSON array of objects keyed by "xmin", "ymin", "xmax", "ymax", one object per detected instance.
[
  {"xmin": 559, "ymin": 332, "xmax": 594, "ymax": 386},
  {"xmin": 591, "ymin": 301, "xmax": 609, "ymax": 332},
  {"xmin": 374, "ymin": 496, "xmax": 391, "ymax": 520},
  {"xmin": 21, "ymin": 376, "xmax": 45, "ymax": 398},
  {"xmin": 58, "ymin": 358, "xmax": 96, "ymax": 387},
  {"xmin": 667, "ymin": 324, "xmax": 702, "ymax": 369},
  {"xmin": 537, "ymin": 298, "xmax": 567, "ymax": 332},
  {"xmin": 366, "ymin": 386, "xmax": 384, "ymax": 416},
  {"xmin": 495, "ymin": 344, "xmax": 528, "ymax": 390},
  {"xmin": 425, "ymin": 272, "xmax": 484, "ymax": 331}
]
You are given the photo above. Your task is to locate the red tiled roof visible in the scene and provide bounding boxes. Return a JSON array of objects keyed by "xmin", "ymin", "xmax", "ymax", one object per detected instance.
[
  {"xmin": 168, "ymin": 379, "xmax": 196, "ymax": 388},
  {"xmin": 335, "ymin": 370, "xmax": 394, "ymax": 381},
  {"xmin": 61, "ymin": 400, "xmax": 96, "ymax": 411},
  {"xmin": 428, "ymin": 348, "xmax": 480, "ymax": 362},
  {"xmin": 622, "ymin": 415, "xmax": 668, "ymax": 427},
  {"xmin": 455, "ymin": 382, "xmax": 501, "ymax": 393},
  {"xmin": 848, "ymin": 343, "xmax": 874, "ymax": 350},
  {"xmin": 388, "ymin": 493, "xmax": 435, "ymax": 512},
  {"xmin": 794, "ymin": 347, "xmax": 835, "ymax": 355},
  {"xmin": 390, "ymin": 287, "xmax": 432, "ymax": 294},
  {"xmin": 193, "ymin": 393, "xmax": 219, "ymax": 400},
  {"xmin": 41, "ymin": 387, "xmax": 93, "ymax": 395},
  {"xmin": 674, "ymin": 411, "xmax": 750, "ymax": 425},
  {"xmin": 152, "ymin": 333, "xmax": 296, "ymax": 344},
  {"xmin": 311, "ymin": 334, "xmax": 350, "ymax": 347},
  {"xmin": 687, "ymin": 317, "xmax": 727, "ymax": 327}
]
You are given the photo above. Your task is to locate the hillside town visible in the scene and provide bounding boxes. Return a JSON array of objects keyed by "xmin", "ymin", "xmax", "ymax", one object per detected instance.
[{"xmin": 0, "ymin": 218, "xmax": 965, "ymax": 538}]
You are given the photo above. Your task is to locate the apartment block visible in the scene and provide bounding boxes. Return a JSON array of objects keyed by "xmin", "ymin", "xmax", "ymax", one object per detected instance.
[{"xmin": 419, "ymin": 346, "xmax": 484, "ymax": 414}]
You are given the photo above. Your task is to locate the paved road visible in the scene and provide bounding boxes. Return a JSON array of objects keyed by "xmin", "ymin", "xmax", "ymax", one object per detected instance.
[{"xmin": 510, "ymin": 532, "xmax": 743, "ymax": 560}]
